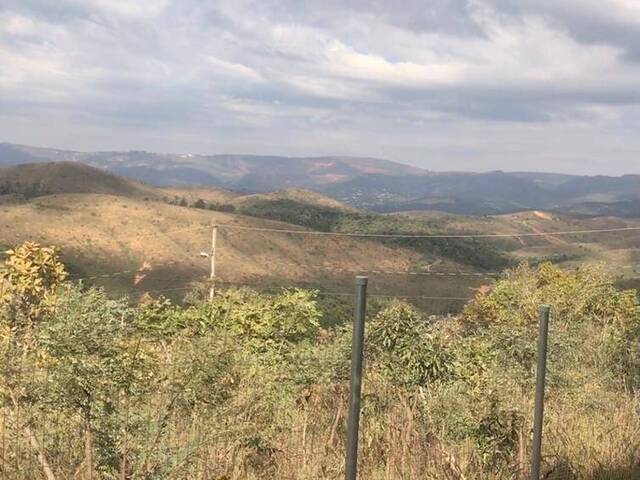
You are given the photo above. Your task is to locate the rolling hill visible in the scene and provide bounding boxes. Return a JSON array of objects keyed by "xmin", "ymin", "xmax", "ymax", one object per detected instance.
[
  {"xmin": 2, "ymin": 160, "xmax": 639, "ymax": 307},
  {"xmin": 0, "ymin": 162, "xmax": 494, "ymax": 311},
  {"xmin": 0, "ymin": 162, "xmax": 158, "ymax": 200},
  {"xmin": 398, "ymin": 209, "xmax": 640, "ymax": 283}
]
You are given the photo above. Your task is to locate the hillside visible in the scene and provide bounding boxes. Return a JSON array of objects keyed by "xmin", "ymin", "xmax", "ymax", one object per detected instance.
[
  {"xmin": 323, "ymin": 171, "xmax": 640, "ymax": 217},
  {"xmin": 233, "ymin": 188, "xmax": 357, "ymax": 212},
  {"xmin": 0, "ymin": 191, "xmax": 489, "ymax": 310},
  {"xmin": 322, "ymin": 171, "xmax": 549, "ymax": 214},
  {"xmin": 399, "ymin": 209, "xmax": 640, "ymax": 281},
  {"xmin": 0, "ymin": 162, "xmax": 157, "ymax": 199},
  {"xmin": 2, "ymin": 159, "xmax": 638, "ymax": 306},
  {"xmin": 0, "ymin": 161, "xmax": 353, "ymax": 212}
]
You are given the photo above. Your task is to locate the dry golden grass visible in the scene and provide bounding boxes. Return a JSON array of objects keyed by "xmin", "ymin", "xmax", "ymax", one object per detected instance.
[
  {"xmin": 0, "ymin": 193, "xmax": 484, "ymax": 304},
  {"xmin": 233, "ymin": 188, "xmax": 358, "ymax": 212},
  {"xmin": 3, "ymin": 379, "xmax": 635, "ymax": 479}
]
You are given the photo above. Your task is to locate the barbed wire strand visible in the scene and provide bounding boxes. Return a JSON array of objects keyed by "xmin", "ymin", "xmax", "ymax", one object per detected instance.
[
  {"xmin": 216, "ymin": 223, "xmax": 640, "ymax": 239},
  {"xmin": 65, "ymin": 260, "xmax": 639, "ymax": 286},
  {"xmin": 61, "ymin": 250, "xmax": 502, "ymax": 283},
  {"xmin": 138, "ymin": 283, "xmax": 473, "ymax": 301}
]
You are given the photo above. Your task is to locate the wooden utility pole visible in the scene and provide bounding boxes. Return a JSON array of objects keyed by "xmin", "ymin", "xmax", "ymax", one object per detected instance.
[{"xmin": 209, "ymin": 226, "xmax": 218, "ymax": 301}]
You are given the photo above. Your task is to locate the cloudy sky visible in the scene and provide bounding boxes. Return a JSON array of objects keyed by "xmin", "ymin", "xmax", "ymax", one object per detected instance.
[{"xmin": 1, "ymin": 0, "xmax": 640, "ymax": 174}]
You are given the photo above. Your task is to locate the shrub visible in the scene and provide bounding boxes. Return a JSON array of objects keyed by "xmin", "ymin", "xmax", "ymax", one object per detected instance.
[
  {"xmin": 37, "ymin": 286, "xmax": 148, "ymax": 472},
  {"xmin": 463, "ymin": 262, "xmax": 640, "ymax": 387},
  {"xmin": 368, "ymin": 301, "xmax": 454, "ymax": 387},
  {"xmin": 208, "ymin": 287, "xmax": 321, "ymax": 345},
  {"xmin": 0, "ymin": 242, "xmax": 68, "ymax": 322}
]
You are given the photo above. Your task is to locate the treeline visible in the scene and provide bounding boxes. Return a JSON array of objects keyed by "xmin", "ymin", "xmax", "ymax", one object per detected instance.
[
  {"xmin": 0, "ymin": 179, "xmax": 51, "ymax": 198},
  {"xmin": 164, "ymin": 195, "xmax": 236, "ymax": 212}
]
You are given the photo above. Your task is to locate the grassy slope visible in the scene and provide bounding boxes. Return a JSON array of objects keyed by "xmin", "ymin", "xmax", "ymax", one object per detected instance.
[
  {"xmin": 233, "ymin": 187, "xmax": 358, "ymax": 212},
  {"xmin": 0, "ymin": 161, "xmax": 158, "ymax": 199},
  {"xmin": 0, "ymin": 193, "xmax": 490, "ymax": 307}
]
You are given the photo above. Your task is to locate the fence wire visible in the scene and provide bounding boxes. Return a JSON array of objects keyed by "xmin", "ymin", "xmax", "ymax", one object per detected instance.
[{"xmin": 2, "ymin": 223, "xmax": 640, "ymax": 479}]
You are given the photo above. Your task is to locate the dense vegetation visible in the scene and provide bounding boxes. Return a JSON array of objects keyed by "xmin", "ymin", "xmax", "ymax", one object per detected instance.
[
  {"xmin": 236, "ymin": 199, "xmax": 511, "ymax": 271},
  {"xmin": 1, "ymin": 243, "xmax": 639, "ymax": 479},
  {"xmin": 0, "ymin": 179, "xmax": 51, "ymax": 198}
]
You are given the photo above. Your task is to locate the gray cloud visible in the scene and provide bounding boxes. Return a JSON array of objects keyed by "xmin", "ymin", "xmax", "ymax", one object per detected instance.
[
  {"xmin": 0, "ymin": 0, "xmax": 639, "ymax": 174},
  {"xmin": 487, "ymin": 0, "xmax": 640, "ymax": 62}
]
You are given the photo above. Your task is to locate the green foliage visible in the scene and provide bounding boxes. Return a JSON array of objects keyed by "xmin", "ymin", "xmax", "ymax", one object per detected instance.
[
  {"xmin": 2, "ymin": 249, "xmax": 640, "ymax": 479},
  {"xmin": 368, "ymin": 301, "xmax": 454, "ymax": 387},
  {"xmin": 472, "ymin": 394, "xmax": 525, "ymax": 468},
  {"xmin": 236, "ymin": 198, "xmax": 511, "ymax": 270},
  {"xmin": 208, "ymin": 287, "xmax": 321, "ymax": 345},
  {"xmin": 134, "ymin": 296, "xmax": 190, "ymax": 336},
  {"xmin": 0, "ymin": 241, "xmax": 68, "ymax": 322},
  {"xmin": 464, "ymin": 262, "xmax": 640, "ymax": 326},
  {"xmin": 37, "ymin": 286, "xmax": 150, "ymax": 471},
  {"xmin": 38, "ymin": 286, "xmax": 142, "ymax": 406},
  {"xmin": 166, "ymin": 195, "xmax": 236, "ymax": 212},
  {"xmin": 238, "ymin": 199, "xmax": 345, "ymax": 231},
  {"xmin": 161, "ymin": 334, "xmax": 239, "ymax": 411},
  {"xmin": 0, "ymin": 179, "xmax": 49, "ymax": 198},
  {"xmin": 463, "ymin": 262, "xmax": 640, "ymax": 387},
  {"xmin": 207, "ymin": 202, "xmax": 236, "ymax": 213}
]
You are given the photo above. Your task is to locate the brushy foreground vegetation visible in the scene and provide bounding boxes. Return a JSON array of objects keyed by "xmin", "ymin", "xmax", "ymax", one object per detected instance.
[{"xmin": 1, "ymin": 243, "xmax": 640, "ymax": 479}]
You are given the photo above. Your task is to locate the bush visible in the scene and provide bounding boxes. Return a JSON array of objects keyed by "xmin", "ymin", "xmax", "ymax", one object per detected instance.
[
  {"xmin": 463, "ymin": 262, "xmax": 640, "ymax": 387},
  {"xmin": 207, "ymin": 287, "xmax": 321, "ymax": 345},
  {"xmin": 3, "ymin": 249, "xmax": 640, "ymax": 479},
  {"xmin": 368, "ymin": 301, "xmax": 454, "ymax": 387},
  {"xmin": 0, "ymin": 242, "xmax": 68, "ymax": 322}
]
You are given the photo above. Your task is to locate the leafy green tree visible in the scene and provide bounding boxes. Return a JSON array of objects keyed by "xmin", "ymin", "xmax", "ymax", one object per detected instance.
[
  {"xmin": 0, "ymin": 242, "xmax": 68, "ymax": 480},
  {"xmin": 38, "ymin": 286, "xmax": 153, "ymax": 478},
  {"xmin": 368, "ymin": 301, "xmax": 453, "ymax": 387}
]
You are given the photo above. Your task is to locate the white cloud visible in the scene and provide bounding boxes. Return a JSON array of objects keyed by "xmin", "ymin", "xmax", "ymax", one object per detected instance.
[
  {"xmin": 205, "ymin": 56, "xmax": 264, "ymax": 82},
  {"xmin": 325, "ymin": 41, "xmax": 466, "ymax": 85}
]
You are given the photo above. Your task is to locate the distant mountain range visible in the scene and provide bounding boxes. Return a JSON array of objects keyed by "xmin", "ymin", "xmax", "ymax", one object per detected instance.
[
  {"xmin": 323, "ymin": 170, "xmax": 640, "ymax": 216},
  {"xmin": 1, "ymin": 142, "xmax": 639, "ymax": 217},
  {"xmin": 0, "ymin": 142, "xmax": 424, "ymax": 190}
]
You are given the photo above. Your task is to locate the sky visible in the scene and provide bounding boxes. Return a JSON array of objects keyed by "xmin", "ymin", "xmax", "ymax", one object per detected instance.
[{"xmin": 1, "ymin": 0, "xmax": 640, "ymax": 175}]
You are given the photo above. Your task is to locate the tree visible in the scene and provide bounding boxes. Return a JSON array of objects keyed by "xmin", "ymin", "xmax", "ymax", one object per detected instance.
[
  {"xmin": 0, "ymin": 242, "xmax": 67, "ymax": 323},
  {"xmin": 39, "ymin": 286, "xmax": 152, "ymax": 478},
  {"xmin": 0, "ymin": 242, "xmax": 68, "ymax": 480}
]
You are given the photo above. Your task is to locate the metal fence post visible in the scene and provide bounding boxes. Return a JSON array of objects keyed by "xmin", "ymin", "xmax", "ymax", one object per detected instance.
[
  {"xmin": 345, "ymin": 276, "xmax": 368, "ymax": 480},
  {"xmin": 530, "ymin": 305, "xmax": 551, "ymax": 480}
]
